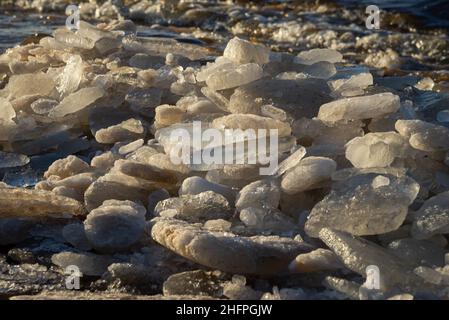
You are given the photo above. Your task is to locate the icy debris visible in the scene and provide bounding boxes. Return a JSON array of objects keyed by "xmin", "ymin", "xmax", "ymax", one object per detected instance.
[
  {"xmin": 281, "ymin": 157, "xmax": 336, "ymax": 194},
  {"xmin": 318, "ymin": 93, "xmax": 400, "ymax": 122},
  {"xmin": 155, "ymin": 104, "xmax": 186, "ymax": 128},
  {"xmin": 151, "ymin": 218, "xmax": 312, "ymax": 275},
  {"xmin": 1, "ymin": 16, "xmax": 449, "ymax": 298},
  {"xmin": 305, "ymin": 174, "xmax": 419, "ymax": 237},
  {"xmin": 364, "ymin": 49, "xmax": 401, "ymax": 69},
  {"xmin": 84, "ymin": 200, "xmax": 146, "ymax": 253},
  {"xmin": 196, "ymin": 57, "xmax": 236, "ymax": 83},
  {"xmin": 223, "ymin": 37, "xmax": 270, "ymax": 65}
]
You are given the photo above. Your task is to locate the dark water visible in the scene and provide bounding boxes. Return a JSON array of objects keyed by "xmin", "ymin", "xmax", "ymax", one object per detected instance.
[
  {"xmin": 0, "ymin": 0, "xmax": 449, "ymax": 53},
  {"xmin": 0, "ymin": 12, "xmax": 64, "ymax": 52},
  {"xmin": 338, "ymin": 0, "xmax": 449, "ymax": 28}
]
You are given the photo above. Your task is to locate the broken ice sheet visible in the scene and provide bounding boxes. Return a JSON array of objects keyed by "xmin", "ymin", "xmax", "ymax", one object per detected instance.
[
  {"xmin": 49, "ymin": 86, "xmax": 104, "ymax": 118},
  {"xmin": 295, "ymin": 48, "xmax": 343, "ymax": 65},
  {"xmin": 305, "ymin": 173, "xmax": 420, "ymax": 237},
  {"xmin": 318, "ymin": 93, "xmax": 400, "ymax": 122},
  {"xmin": 0, "ymin": 151, "xmax": 30, "ymax": 168},
  {"xmin": 2, "ymin": 166, "xmax": 42, "ymax": 187},
  {"xmin": 56, "ymin": 55, "xmax": 84, "ymax": 97},
  {"xmin": 205, "ymin": 62, "xmax": 263, "ymax": 91}
]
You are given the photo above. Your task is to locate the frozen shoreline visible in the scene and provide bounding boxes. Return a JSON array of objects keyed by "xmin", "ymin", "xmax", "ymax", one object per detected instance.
[{"xmin": 0, "ymin": 1, "xmax": 449, "ymax": 300}]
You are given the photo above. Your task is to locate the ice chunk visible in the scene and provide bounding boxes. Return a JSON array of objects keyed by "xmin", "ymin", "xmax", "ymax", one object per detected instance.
[
  {"xmin": 0, "ymin": 97, "xmax": 15, "ymax": 122},
  {"xmin": 0, "ymin": 151, "xmax": 29, "ymax": 168},
  {"xmin": 206, "ymin": 63, "xmax": 263, "ymax": 91},
  {"xmin": 328, "ymin": 68, "xmax": 373, "ymax": 97},
  {"xmin": 395, "ymin": 120, "xmax": 449, "ymax": 152},
  {"xmin": 57, "ymin": 55, "xmax": 84, "ymax": 97},
  {"xmin": 0, "ymin": 187, "xmax": 85, "ymax": 218},
  {"xmin": 154, "ymin": 191, "xmax": 232, "ymax": 223},
  {"xmin": 52, "ymin": 251, "xmax": 116, "ymax": 276},
  {"xmin": 84, "ymin": 200, "xmax": 146, "ymax": 253},
  {"xmin": 281, "ymin": 157, "xmax": 336, "ymax": 194},
  {"xmin": 319, "ymin": 228, "xmax": 425, "ymax": 291},
  {"xmin": 305, "ymin": 174, "xmax": 420, "ymax": 237},
  {"xmin": 54, "ymin": 28, "xmax": 95, "ymax": 50},
  {"xmin": 411, "ymin": 191, "xmax": 449, "ymax": 239},
  {"xmin": 236, "ymin": 179, "xmax": 280, "ymax": 211},
  {"xmin": 295, "ymin": 48, "xmax": 343, "ymax": 65},
  {"xmin": 388, "ymin": 238, "xmax": 445, "ymax": 268},
  {"xmin": 62, "ymin": 223, "xmax": 92, "ymax": 251},
  {"xmin": 30, "ymin": 98, "xmax": 58, "ymax": 115},
  {"xmin": 83, "ymin": 173, "xmax": 157, "ymax": 211},
  {"xmin": 229, "ymin": 78, "xmax": 331, "ymax": 119},
  {"xmin": 151, "ymin": 217, "xmax": 312, "ymax": 275},
  {"xmin": 5, "ymin": 73, "xmax": 55, "ymax": 99},
  {"xmin": 275, "ymin": 146, "xmax": 306, "ymax": 175},
  {"xmin": 94, "ymin": 118, "xmax": 146, "ymax": 144},
  {"xmin": 44, "ymin": 155, "xmax": 91, "ymax": 179},
  {"xmin": 293, "ymin": 118, "xmax": 364, "ymax": 146},
  {"xmin": 223, "ymin": 37, "xmax": 270, "ymax": 65},
  {"xmin": 49, "ymin": 87, "xmax": 104, "ymax": 118},
  {"xmin": 163, "ymin": 270, "xmax": 229, "ymax": 297},
  {"xmin": 179, "ymin": 176, "xmax": 236, "ymax": 204},
  {"xmin": 239, "ymin": 207, "xmax": 298, "ymax": 235},
  {"xmin": 196, "ymin": 57, "xmax": 236, "ymax": 83},
  {"xmin": 211, "ymin": 114, "xmax": 291, "ymax": 137},
  {"xmin": 318, "ymin": 93, "xmax": 400, "ymax": 122},
  {"xmin": 289, "ymin": 248, "xmax": 343, "ymax": 273},
  {"xmin": 345, "ymin": 132, "xmax": 411, "ymax": 168}
]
